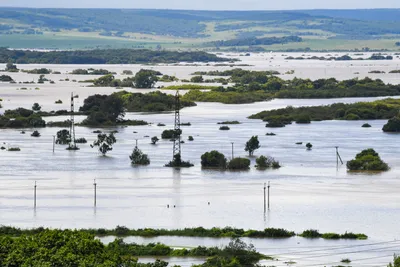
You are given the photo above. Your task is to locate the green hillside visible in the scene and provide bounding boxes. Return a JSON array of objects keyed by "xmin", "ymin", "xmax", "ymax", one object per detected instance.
[{"xmin": 0, "ymin": 8, "xmax": 400, "ymax": 51}]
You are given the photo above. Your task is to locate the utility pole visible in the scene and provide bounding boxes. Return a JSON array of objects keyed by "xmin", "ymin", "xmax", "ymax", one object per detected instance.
[
  {"xmin": 263, "ymin": 183, "xmax": 266, "ymax": 213},
  {"xmin": 93, "ymin": 179, "xmax": 97, "ymax": 207},
  {"xmin": 231, "ymin": 142, "xmax": 234, "ymax": 159},
  {"xmin": 268, "ymin": 181, "xmax": 270, "ymax": 210},
  {"xmin": 335, "ymin": 146, "xmax": 343, "ymax": 166},
  {"xmin": 52, "ymin": 135, "xmax": 55, "ymax": 153},
  {"xmin": 172, "ymin": 90, "xmax": 181, "ymax": 159},
  {"xmin": 67, "ymin": 92, "xmax": 79, "ymax": 150},
  {"xmin": 135, "ymin": 139, "xmax": 138, "ymax": 148},
  {"xmin": 34, "ymin": 181, "xmax": 37, "ymax": 208}
]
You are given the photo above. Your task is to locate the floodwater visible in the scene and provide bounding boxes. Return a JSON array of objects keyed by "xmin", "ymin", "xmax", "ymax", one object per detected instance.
[{"xmin": 1, "ymin": 54, "xmax": 400, "ymax": 266}]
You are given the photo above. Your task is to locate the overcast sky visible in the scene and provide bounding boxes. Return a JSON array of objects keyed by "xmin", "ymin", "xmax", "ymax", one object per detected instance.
[{"xmin": 0, "ymin": 0, "xmax": 399, "ymax": 10}]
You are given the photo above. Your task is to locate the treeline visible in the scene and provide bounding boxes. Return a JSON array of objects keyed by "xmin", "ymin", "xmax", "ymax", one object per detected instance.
[
  {"xmin": 286, "ymin": 54, "xmax": 393, "ymax": 61},
  {"xmin": 249, "ymin": 98, "xmax": 400, "ymax": 123},
  {"xmin": 0, "ymin": 48, "xmax": 231, "ymax": 64},
  {"xmin": 0, "ymin": 228, "xmax": 267, "ymax": 267},
  {"xmin": 210, "ymin": 36, "xmax": 302, "ymax": 47},
  {"xmin": 0, "ymin": 225, "xmax": 368, "ymax": 240},
  {"xmin": 181, "ymin": 74, "xmax": 400, "ymax": 103}
]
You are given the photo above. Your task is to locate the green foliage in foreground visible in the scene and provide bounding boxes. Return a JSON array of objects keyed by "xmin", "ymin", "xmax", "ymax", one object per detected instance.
[
  {"xmin": 0, "ymin": 229, "xmax": 267, "ymax": 267},
  {"xmin": 388, "ymin": 255, "xmax": 400, "ymax": 267},
  {"xmin": 250, "ymin": 98, "xmax": 400, "ymax": 123},
  {"xmin": 0, "ymin": 48, "xmax": 230, "ymax": 64},
  {"xmin": 347, "ymin": 148, "xmax": 389, "ymax": 172}
]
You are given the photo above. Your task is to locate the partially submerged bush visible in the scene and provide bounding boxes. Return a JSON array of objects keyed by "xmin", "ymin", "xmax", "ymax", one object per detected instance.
[
  {"xmin": 382, "ymin": 116, "xmax": 400, "ymax": 132},
  {"xmin": 255, "ymin": 155, "xmax": 281, "ymax": 169},
  {"xmin": 201, "ymin": 150, "xmax": 227, "ymax": 169},
  {"xmin": 362, "ymin": 123, "xmax": 371, "ymax": 128},
  {"xmin": 219, "ymin": 126, "xmax": 230, "ymax": 130},
  {"xmin": 130, "ymin": 146, "xmax": 150, "ymax": 165},
  {"xmin": 31, "ymin": 130, "xmax": 40, "ymax": 137},
  {"xmin": 347, "ymin": 148, "xmax": 389, "ymax": 171},
  {"xmin": 227, "ymin": 157, "xmax": 251, "ymax": 170}
]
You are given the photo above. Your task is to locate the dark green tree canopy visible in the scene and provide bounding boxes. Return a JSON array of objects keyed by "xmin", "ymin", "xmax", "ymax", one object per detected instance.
[
  {"xmin": 201, "ymin": 150, "xmax": 227, "ymax": 169},
  {"xmin": 245, "ymin": 135, "xmax": 260, "ymax": 156},
  {"xmin": 347, "ymin": 148, "xmax": 389, "ymax": 172},
  {"xmin": 91, "ymin": 133, "xmax": 117, "ymax": 155}
]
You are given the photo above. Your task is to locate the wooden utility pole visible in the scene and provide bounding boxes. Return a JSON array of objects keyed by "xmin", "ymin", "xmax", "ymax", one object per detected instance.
[
  {"xmin": 94, "ymin": 179, "xmax": 97, "ymax": 207},
  {"xmin": 34, "ymin": 181, "xmax": 37, "ymax": 208}
]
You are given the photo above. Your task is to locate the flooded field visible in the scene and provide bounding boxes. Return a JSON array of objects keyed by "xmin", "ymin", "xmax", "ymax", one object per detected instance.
[{"xmin": 1, "ymin": 53, "xmax": 400, "ymax": 266}]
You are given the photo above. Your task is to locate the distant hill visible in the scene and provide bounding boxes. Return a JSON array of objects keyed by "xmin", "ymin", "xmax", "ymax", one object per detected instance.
[{"xmin": 0, "ymin": 8, "xmax": 399, "ymax": 51}]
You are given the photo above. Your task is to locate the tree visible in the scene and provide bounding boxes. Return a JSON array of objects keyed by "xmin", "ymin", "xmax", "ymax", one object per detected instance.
[
  {"xmin": 31, "ymin": 130, "xmax": 40, "ymax": 137},
  {"xmin": 56, "ymin": 129, "xmax": 70, "ymax": 144},
  {"xmin": 382, "ymin": 116, "xmax": 400, "ymax": 132},
  {"xmin": 161, "ymin": 129, "xmax": 181, "ymax": 139},
  {"xmin": 227, "ymin": 158, "xmax": 250, "ymax": 170},
  {"xmin": 347, "ymin": 148, "xmax": 389, "ymax": 171},
  {"xmin": 306, "ymin": 143, "xmax": 313, "ymax": 150},
  {"xmin": 245, "ymin": 136, "xmax": 260, "ymax": 156},
  {"xmin": 32, "ymin": 103, "xmax": 41, "ymax": 111},
  {"xmin": 91, "ymin": 133, "xmax": 117, "ymax": 155},
  {"xmin": 5, "ymin": 62, "xmax": 18, "ymax": 72},
  {"xmin": 165, "ymin": 153, "xmax": 194, "ymax": 167},
  {"xmin": 130, "ymin": 146, "xmax": 150, "ymax": 165},
  {"xmin": 190, "ymin": 75, "xmax": 204, "ymax": 83},
  {"xmin": 134, "ymin": 69, "xmax": 158, "ymax": 88},
  {"xmin": 255, "ymin": 155, "xmax": 281, "ymax": 169},
  {"xmin": 388, "ymin": 255, "xmax": 400, "ymax": 267},
  {"xmin": 201, "ymin": 151, "xmax": 227, "ymax": 169},
  {"xmin": 151, "ymin": 136, "xmax": 159, "ymax": 144},
  {"xmin": 80, "ymin": 94, "xmax": 125, "ymax": 125}
]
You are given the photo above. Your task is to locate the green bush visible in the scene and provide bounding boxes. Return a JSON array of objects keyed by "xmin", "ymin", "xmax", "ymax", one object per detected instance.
[
  {"xmin": 219, "ymin": 126, "xmax": 230, "ymax": 130},
  {"xmin": 255, "ymin": 155, "xmax": 281, "ymax": 169},
  {"xmin": 227, "ymin": 157, "xmax": 251, "ymax": 170},
  {"xmin": 383, "ymin": 116, "xmax": 400, "ymax": 132},
  {"xmin": 201, "ymin": 151, "xmax": 227, "ymax": 169},
  {"xmin": 347, "ymin": 148, "xmax": 389, "ymax": 171}
]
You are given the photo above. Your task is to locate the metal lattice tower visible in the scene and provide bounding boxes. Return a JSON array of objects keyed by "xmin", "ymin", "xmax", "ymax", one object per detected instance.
[
  {"xmin": 68, "ymin": 92, "xmax": 77, "ymax": 149},
  {"xmin": 172, "ymin": 90, "xmax": 181, "ymax": 159}
]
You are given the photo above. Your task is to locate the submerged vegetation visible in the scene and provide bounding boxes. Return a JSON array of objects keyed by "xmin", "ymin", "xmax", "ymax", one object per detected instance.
[
  {"xmin": 0, "ymin": 226, "xmax": 367, "ymax": 240},
  {"xmin": 347, "ymin": 148, "xmax": 389, "ymax": 172},
  {"xmin": 250, "ymin": 98, "xmax": 400, "ymax": 123},
  {"xmin": 0, "ymin": 48, "xmax": 231, "ymax": 64}
]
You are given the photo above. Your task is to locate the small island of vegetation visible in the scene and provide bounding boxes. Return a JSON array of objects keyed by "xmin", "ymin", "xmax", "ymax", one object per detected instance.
[{"xmin": 347, "ymin": 149, "xmax": 389, "ymax": 172}]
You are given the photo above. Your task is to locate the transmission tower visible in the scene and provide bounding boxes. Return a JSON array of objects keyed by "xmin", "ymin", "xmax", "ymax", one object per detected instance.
[
  {"xmin": 68, "ymin": 92, "xmax": 79, "ymax": 150},
  {"xmin": 172, "ymin": 90, "xmax": 181, "ymax": 159}
]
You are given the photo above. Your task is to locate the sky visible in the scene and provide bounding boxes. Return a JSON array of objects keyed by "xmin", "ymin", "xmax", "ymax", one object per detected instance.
[{"xmin": 0, "ymin": 0, "xmax": 399, "ymax": 10}]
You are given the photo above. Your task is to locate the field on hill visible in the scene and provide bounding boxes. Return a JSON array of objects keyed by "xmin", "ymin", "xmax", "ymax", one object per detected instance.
[{"xmin": 0, "ymin": 8, "xmax": 400, "ymax": 51}]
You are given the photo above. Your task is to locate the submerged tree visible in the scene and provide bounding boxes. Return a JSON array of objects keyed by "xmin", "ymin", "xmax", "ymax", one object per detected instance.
[
  {"xmin": 151, "ymin": 136, "xmax": 159, "ymax": 145},
  {"xmin": 201, "ymin": 150, "xmax": 227, "ymax": 169},
  {"xmin": 91, "ymin": 133, "xmax": 117, "ymax": 155},
  {"xmin": 347, "ymin": 148, "xmax": 389, "ymax": 172},
  {"xmin": 165, "ymin": 153, "xmax": 194, "ymax": 168},
  {"xmin": 255, "ymin": 155, "xmax": 281, "ymax": 169},
  {"xmin": 32, "ymin": 103, "xmax": 41, "ymax": 111},
  {"xmin": 56, "ymin": 129, "xmax": 70, "ymax": 144},
  {"xmin": 130, "ymin": 146, "xmax": 150, "ymax": 165},
  {"xmin": 245, "ymin": 136, "xmax": 260, "ymax": 156}
]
